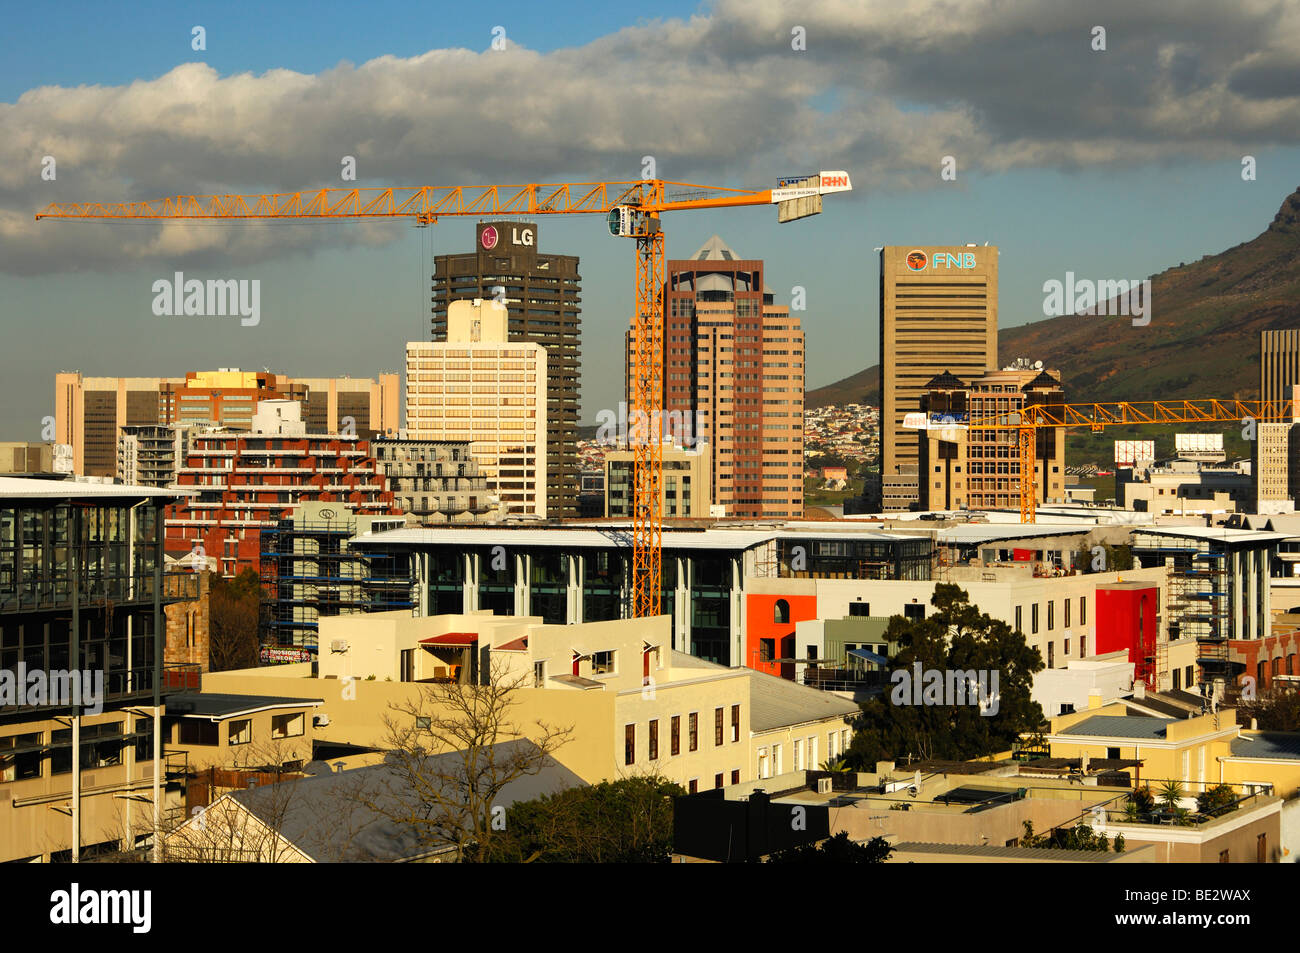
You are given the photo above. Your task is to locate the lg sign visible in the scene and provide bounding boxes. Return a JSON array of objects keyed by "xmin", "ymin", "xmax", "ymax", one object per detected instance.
[
  {"xmin": 481, "ymin": 225, "xmax": 535, "ymax": 249},
  {"xmin": 906, "ymin": 249, "xmax": 976, "ymax": 271}
]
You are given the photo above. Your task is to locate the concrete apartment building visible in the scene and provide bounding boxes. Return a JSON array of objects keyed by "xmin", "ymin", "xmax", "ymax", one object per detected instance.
[
  {"xmin": 56, "ymin": 368, "xmax": 400, "ymax": 478},
  {"xmin": 166, "ymin": 401, "xmax": 396, "ymax": 577},
  {"xmin": 605, "ymin": 443, "xmax": 711, "ymax": 518},
  {"xmin": 372, "ymin": 436, "xmax": 496, "ymax": 525},
  {"xmin": 0, "ymin": 477, "xmax": 200, "ymax": 863},
  {"xmin": 406, "ymin": 298, "xmax": 548, "ymax": 518},
  {"xmin": 630, "ymin": 235, "xmax": 804, "ymax": 519},
  {"xmin": 879, "ymin": 245, "xmax": 999, "ymax": 511},
  {"xmin": 430, "ymin": 221, "xmax": 581, "ymax": 518},
  {"xmin": 918, "ymin": 365, "xmax": 1067, "ymax": 511}
]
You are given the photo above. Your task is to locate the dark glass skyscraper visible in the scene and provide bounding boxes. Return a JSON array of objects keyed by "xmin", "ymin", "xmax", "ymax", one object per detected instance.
[{"xmin": 431, "ymin": 221, "xmax": 582, "ymax": 518}]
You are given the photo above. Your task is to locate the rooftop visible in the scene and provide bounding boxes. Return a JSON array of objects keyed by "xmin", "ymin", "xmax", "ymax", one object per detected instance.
[
  {"xmin": 1057, "ymin": 715, "xmax": 1171, "ymax": 740},
  {"xmin": 748, "ymin": 670, "xmax": 858, "ymax": 732},
  {"xmin": 1229, "ymin": 731, "xmax": 1300, "ymax": 761},
  {"xmin": 166, "ymin": 693, "xmax": 324, "ymax": 719}
]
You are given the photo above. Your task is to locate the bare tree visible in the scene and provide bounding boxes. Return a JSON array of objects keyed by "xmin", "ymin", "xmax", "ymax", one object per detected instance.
[{"xmin": 360, "ymin": 663, "xmax": 573, "ymax": 862}]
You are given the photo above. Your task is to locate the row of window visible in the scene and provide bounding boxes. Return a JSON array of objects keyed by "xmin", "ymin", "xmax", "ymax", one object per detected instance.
[{"xmin": 624, "ymin": 705, "xmax": 741, "ymax": 765}]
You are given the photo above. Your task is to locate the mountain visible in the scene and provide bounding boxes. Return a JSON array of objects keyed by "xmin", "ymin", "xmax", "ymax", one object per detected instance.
[{"xmin": 807, "ymin": 187, "xmax": 1300, "ymax": 412}]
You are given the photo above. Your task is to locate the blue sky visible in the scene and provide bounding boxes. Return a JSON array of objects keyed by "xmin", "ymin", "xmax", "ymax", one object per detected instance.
[{"xmin": 3, "ymin": 0, "xmax": 1299, "ymax": 439}]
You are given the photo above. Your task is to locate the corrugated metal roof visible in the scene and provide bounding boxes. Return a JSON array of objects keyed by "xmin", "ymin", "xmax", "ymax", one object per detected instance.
[
  {"xmin": 748, "ymin": 670, "xmax": 858, "ymax": 732},
  {"xmin": 0, "ymin": 476, "xmax": 194, "ymax": 500},
  {"xmin": 1230, "ymin": 732, "xmax": 1300, "ymax": 760},
  {"xmin": 351, "ymin": 526, "xmax": 777, "ymax": 550},
  {"xmin": 1057, "ymin": 714, "xmax": 1170, "ymax": 740}
]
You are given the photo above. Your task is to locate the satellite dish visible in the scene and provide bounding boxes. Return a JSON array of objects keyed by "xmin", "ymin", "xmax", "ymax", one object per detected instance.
[{"xmin": 1034, "ymin": 361, "xmax": 1043, "ymax": 370}]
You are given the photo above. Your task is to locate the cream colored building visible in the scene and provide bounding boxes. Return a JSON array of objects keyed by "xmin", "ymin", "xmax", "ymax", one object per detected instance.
[
  {"xmin": 605, "ymin": 443, "xmax": 711, "ymax": 519},
  {"xmin": 406, "ymin": 299, "xmax": 547, "ymax": 517},
  {"xmin": 203, "ymin": 612, "xmax": 856, "ymax": 795}
]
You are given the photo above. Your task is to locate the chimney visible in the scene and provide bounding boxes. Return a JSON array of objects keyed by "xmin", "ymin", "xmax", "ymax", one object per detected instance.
[
  {"xmin": 1133, "ymin": 681, "xmax": 1146, "ymax": 700},
  {"xmin": 1088, "ymin": 689, "xmax": 1103, "ymax": 710}
]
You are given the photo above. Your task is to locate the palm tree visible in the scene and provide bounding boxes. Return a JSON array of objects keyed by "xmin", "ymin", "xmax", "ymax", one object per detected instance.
[{"xmin": 1158, "ymin": 779, "xmax": 1184, "ymax": 811}]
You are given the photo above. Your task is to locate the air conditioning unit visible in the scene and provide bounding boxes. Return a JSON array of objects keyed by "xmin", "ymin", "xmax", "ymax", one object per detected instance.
[
  {"xmin": 816, "ymin": 777, "xmax": 832, "ymax": 795},
  {"xmin": 313, "ymin": 714, "xmax": 331, "ymax": 727},
  {"xmin": 330, "ymin": 639, "xmax": 349, "ymax": 653}
]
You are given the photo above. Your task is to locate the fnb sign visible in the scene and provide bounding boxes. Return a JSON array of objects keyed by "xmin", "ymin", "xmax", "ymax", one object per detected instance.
[{"xmin": 931, "ymin": 252, "xmax": 976, "ymax": 269}]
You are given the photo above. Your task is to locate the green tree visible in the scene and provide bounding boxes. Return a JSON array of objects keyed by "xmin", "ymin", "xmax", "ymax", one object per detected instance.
[
  {"xmin": 484, "ymin": 776, "xmax": 683, "ymax": 863},
  {"xmin": 1238, "ymin": 690, "xmax": 1300, "ymax": 731},
  {"xmin": 208, "ymin": 569, "xmax": 260, "ymax": 671},
  {"xmin": 766, "ymin": 831, "xmax": 893, "ymax": 863},
  {"xmin": 844, "ymin": 585, "xmax": 1045, "ymax": 767}
]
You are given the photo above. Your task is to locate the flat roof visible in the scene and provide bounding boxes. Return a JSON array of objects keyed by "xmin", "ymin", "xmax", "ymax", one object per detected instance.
[
  {"xmin": 890, "ymin": 842, "xmax": 1142, "ymax": 863},
  {"xmin": 0, "ymin": 476, "xmax": 195, "ymax": 500},
  {"xmin": 351, "ymin": 525, "xmax": 926, "ymax": 550},
  {"xmin": 936, "ymin": 524, "xmax": 1091, "ymax": 545},
  {"xmin": 166, "ymin": 693, "xmax": 324, "ymax": 719},
  {"xmin": 1132, "ymin": 526, "xmax": 1288, "ymax": 544}
]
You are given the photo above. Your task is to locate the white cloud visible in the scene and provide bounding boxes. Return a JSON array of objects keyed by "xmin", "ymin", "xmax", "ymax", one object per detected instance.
[{"xmin": 4, "ymin": 0, "xmax": 1299, "ymax": 274}]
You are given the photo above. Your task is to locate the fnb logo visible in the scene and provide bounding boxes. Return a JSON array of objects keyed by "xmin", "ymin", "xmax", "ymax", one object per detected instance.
[
  {"xmin": 906, "ymin": 250, "xmax": 928, "ymax": 271},
  {"xmin": 821, "ymin": 175, "xmax": 848, "ymax": 188},
  {"xmin": 933, "ymin": 252, "xmax": 976, "ymax": 269}
]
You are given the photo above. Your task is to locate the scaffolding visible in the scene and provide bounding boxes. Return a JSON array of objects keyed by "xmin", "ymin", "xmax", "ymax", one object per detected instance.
[
  {"xmin": 259, "ymin": 520, "xmax": 415, "ymax": 650},
  {"xmin": 1163, "ymin": 550, "xmax": 1231, "ymax": 685}
]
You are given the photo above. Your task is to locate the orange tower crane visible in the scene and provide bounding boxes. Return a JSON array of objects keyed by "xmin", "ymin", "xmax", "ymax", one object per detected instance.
[
  {"xmin": 37, "ymin": 172, "xmax": 853, "ymax": 615},
  {"xmin": 962, "ymin": 398, "xmax": 1299, "ymax": 522}
]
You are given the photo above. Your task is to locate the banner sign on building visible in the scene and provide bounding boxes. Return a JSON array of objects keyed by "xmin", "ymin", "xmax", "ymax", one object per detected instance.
[{"xmin": 260, "ymin": 646, "xmax": 313, "ymax": 664}]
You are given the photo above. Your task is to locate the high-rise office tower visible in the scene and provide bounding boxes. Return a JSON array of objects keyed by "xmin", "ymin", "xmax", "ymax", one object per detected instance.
[
  {"xmin": 627, "ymin": 236, "xmax": 804, "ymax": 518},
  {"xmin": 408, "ymin": 299, "xmax": 549, "ymax": 518},
  {"xmin": 1261, "ymin": 330, "xmax": 1300, "ymax": 406},
  {"xmin": 879, "ymin": 245, "xmax": 998, "ymax": 510},
  {"xmin": 430, "ymin": 221, "xmax": 580, "ymax": 519}
]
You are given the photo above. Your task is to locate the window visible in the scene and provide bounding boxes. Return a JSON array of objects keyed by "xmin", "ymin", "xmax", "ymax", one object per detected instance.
[
  {"xmin": 648, "ymin": 720, "xmax": 659, "ymax": 760},
  {"xmin": 1032, "ymin": 604, "xmax": 1039, "ymax": 634},
  {"xmin": 135, "ymin": 719, "xmax": 153, "ymax": 763},
  {"xmin": 1064, "ymin": 638, "xmax": 1070, "ymax": 656},
  {"xmin": 178, "ymin": 720, "xmax": 219, "ymax": 747},
  {"xmin": 714, "ymin": 708, "xmax": 724, "ymax": 746},
  {"xmin": 1173, "ymin": 668, "xmax": 1181, "ymax": 690},
  {"xmin": 688, "ymin": 712, "xmax": 698, "ymax": 751},
  {"xmin": 1080, "ymin": 596, "xmax": 1087, "ymax": 625},
  {"xmin": 774, "ymin": 599, "xmax": 790, "ymax": 624},
  {"xmin": 903, "ymin": 603, "xmax": 924, "ymax": 620},
  {"xmin": 533, "ymin": 660, "xmax": 546, "ymax": 688},
  {"xmin": 1219, "ymin": 849, "xmax": 1230, "ymax": 863},
  {"xmin": 1015, "ymin": 606, "xmax": 1022, "ymax": 633},
  {"xmin": 1064, "ymin": 599, "xmax": 1071, "ymax": 628},
  {"xmin": 1185, "ymin": 665, "xmax": 1193, "ymax": 688},
  {"xmin": 1048, "ymin": 601, "xmax": 1054, "ymax": 630},
  {"xmin": 1081, "ymin": 635, "xmax": 1087, "ymax": 657},
  {"xmin": 1047, "ymin": 642, "xmax": 1054, "ymax": 667},
  {"xmin": 625, "ymin": 724, "xmax": 636, "ymax": 765},
  {"xmin": 415, "ymin": 716, "xmax": 431, "ymax": 731},
  {"xmin": 591, "ymin": 650, "xmax": 615, "ymax": 675},
  {"xmin": 0, "ymin": 733, "xmax": 42, "ymax": 782},
  {"xmin": 1258, "ymin": 833, "xmax": 1267, "ymax": 863},
  {"xmin": 271, "ymin": 712, "xmax": 304, "ymax": 739},
  {"xmin": 1107, "ymin": 747, "xmax": 1121, "ymax": 760},
  {"xmin": 228, "ymin": 719, "xmax": 252, "ymax": 746},
  {"xmin": 731, "ymin": 769, "xmax": 740, "ymax": 785},
  {"xmin": 794, "ymin": 738, "xmax": 802, "ymax": 771},
  {"xmin": 688, "ymin": 778, "xmax": 698, "ymax": 794},
  {"xmin": 715, "ymin": 773, "xmax": 724, "ymax": 789},
  {"xmin": 759, "ymin": 638, "xmax": 775, "ymax": 663},
  {"xmin": 731, "ymin": 705, "xmax": 740, "ymax": 742},
  {"xmin": 848, "ymin": 602, "xmax": 870, "ymax": 617}
]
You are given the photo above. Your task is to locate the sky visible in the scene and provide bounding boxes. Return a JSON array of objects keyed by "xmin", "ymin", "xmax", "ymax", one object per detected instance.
[{"xmin": 3, "ymin": 0, "xmax": 1300, "ymax": 439}]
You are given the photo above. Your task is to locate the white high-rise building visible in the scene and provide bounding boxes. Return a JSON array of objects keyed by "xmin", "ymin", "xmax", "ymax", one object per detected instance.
[{"xmin": 406, "ymin": 299, "xmax": 548, "ymax": 517}]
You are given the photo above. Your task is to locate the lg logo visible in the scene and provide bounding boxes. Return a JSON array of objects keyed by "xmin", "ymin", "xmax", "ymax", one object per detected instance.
[{"xmin": 481, "ymin": 225, "xmax": 535, "ymax": 249}]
